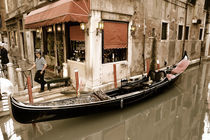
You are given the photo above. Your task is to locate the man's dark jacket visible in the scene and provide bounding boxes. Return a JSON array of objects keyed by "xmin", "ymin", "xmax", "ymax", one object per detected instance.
[{"xmin": 0, "ymin": 48, "xmax": 9, "ymax": 64}]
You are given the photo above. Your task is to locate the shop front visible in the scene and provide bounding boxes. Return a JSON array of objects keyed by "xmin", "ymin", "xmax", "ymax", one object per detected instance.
[
  {"xmin": 24, "ymin": 0, "xmax": 134, "ymax": 91},
  {"xmin": 25, "ymin": 0, "xmax": 89, "ymax": 75}
]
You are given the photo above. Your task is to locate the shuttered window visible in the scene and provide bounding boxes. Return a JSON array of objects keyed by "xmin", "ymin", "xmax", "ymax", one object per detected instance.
[
  {"xmin": 102, "ymin": 21, "xmax": 128, "ymax": 63},
  {"xmin": 104, "ymin": 21, "xmax": 128, "ymax": 49}
]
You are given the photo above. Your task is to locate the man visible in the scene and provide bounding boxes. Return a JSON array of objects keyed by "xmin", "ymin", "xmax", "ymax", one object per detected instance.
[
  {"xmin": 0, "ymin": 42, "xmax": 9, "ymax": 66},
  {"xmin": 28, "ymin": 49, "xmax": 47, "ymax": 92}
]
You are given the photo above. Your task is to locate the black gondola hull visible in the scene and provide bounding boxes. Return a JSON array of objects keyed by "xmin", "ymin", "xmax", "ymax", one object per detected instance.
[{"xmin": 10, "ymin": 75, "xmax": 178, "ymax": 124}]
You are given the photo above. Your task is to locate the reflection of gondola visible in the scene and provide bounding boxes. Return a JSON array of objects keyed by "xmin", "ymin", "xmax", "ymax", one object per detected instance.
[
  {"xmin": 10, "ymin": 56, "xmax": 190, "ymax": 124},
  {"xmin": 33, "ymin": 85, "xmax": 182, "ymax": 140}
]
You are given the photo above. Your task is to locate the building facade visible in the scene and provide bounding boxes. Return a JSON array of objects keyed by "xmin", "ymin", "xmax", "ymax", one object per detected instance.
[
  {"xmin": 2, "ymin": 0, "xmax": 210, "ymax": 91},
  {"xmin": 0, "ymin": 0, "xmax": 7, "ymax": 42}
]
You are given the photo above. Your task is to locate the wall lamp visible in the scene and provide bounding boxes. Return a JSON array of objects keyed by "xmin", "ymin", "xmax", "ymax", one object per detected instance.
[
  {"xmin": 192, "ymin": 17, "xmax": 201, "ymax": 24},
  {"xmin": 80, "ymin": 23, "xmax": 89, "ymax": 35},
  {"xmin": 96, "ymin": 21, "xmax": 104, "ymax": 36},
  {"xmin": 57, "ymin": 25, "xmax": 62, "ymax": 32},
  {"xmin": 130, "ymin": 25, "xmax": 136, "ymax": 36},
  {"xmin": 36, "ymin": 29, "xmax": 40, "ymax": 33},
  {"xmin": 47, "ymin": 27, "xmax": 52, "ymax": 32}
]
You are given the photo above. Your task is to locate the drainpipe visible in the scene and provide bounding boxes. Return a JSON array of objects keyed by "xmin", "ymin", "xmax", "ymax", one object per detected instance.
[
  {"xmin": 142, "ymin": 0, "xmax": 146, "ymax": 72},
  {"xmin": 182, "ymin": 1, "xmax": 188, "ymax": 57},
  {"xmin": 143, "ymin": 20, "xmax": 146, "ymax": 72},
  {"xmin": 204, "ymin": 11, "xmax": 210, "ymax": 57}
]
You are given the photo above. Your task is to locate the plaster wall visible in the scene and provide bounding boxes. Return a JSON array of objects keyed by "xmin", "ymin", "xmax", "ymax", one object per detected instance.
[
  {"xmin": 67, "ymin": 60, "xmax": 86, "ymax": 90},
  {"xmin": 101, "ymin": 61, "xmax": 128, "ymax": 84},
  {"xmin": 91, "ymin": 0, "xmax": 134, "ymax": 15},
  {"xmin": 205, "ymin": 23, "xmax": 210, "ymax": 56}
]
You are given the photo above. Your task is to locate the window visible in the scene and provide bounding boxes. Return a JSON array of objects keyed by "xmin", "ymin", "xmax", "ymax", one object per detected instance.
[
  {"xmin": 19, "ymin": 19, "xmax": 23, "ymax": 30},
  {"xmin": 33, "ymin": 31, "xmax": 41, "ymax": 52},
  {"xmin": 69, "ymin": 23, "xmax": 85, "ymax": 62},
  {"xmin": 46, "ymin": 25, "xmax": 55, "ymax": 56},
  {"xmin": 56, "ymin": 24, "xmax": 64, "ymax": 66},
  {"xmin": 185, "ymin": 26, "xmax": 189, "ymax": 40},
  {"xmin": 102, "ymin": 21, "xmax": 128, "ymax": 63},
  {"xmin": 189, "ymin": 0, "xmax": 196, "ymax": 5},
  {"xmin": 161, "ymin": 22, "xmax": 168, "ymax": 40},
  {"xmin": 178, "ymin": 25, "xmax": 183, "ymax": 40},
  {"xmin": 204, "ymin": 0, "xmax": 210, "ymax": 10},
  {"xmin": 14, "ymin": 31, "xmax": 17, "ymax": 45},
  {"xmin": 0, "ymin": 15, "xmax": 2, "ymax": 28},
  {"xmin": 199, "ymin": 28, "xmax": 203, "ymax": 40}
]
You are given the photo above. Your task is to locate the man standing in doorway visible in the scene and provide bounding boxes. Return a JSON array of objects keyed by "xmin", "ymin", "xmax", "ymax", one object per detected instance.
[
  {"xmin": 0, "ymin": 42, "xmax": 9, "ymax": 75},
  {"xmin": 0, "ymin": 42, "xmax": 9, "ymax": 65},
  {"xmin": 28, "ymin": 49, "xmax": 47, "ymax": 92}
]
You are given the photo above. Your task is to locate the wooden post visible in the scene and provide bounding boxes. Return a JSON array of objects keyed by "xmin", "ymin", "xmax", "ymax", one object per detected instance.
[
  {"xmin": 62, "ymin": 23, "xmax": 67, "ymax": 63},
  {"xmin": 157, "ymin": 60, "xmax": 160, "ymax": 70},
  {"xmin": 113, "ymin": 64, "xmax": 117, "ymax": 88},
  {"xmin": 27, "ymin": 76, "xmax": 33, "ymax": 104},
  {"xmin": 146, "ymin": 59, "xmax": 150, "ymax": 74},
  {"xmin": 75, "ymin": 70, "xmax": 79, "ymax": 96}
]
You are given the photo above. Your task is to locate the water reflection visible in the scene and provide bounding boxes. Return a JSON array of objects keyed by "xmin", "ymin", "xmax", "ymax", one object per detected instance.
[
  {"xmin": 202, "ymin": 83, "xmax": 210, "ymax": 140},
  {"xmin": 0, "ymin": 62, "xmax": 209, "ymax": 140},
  {"xmin": 0, "ymin": 118, "xmax": 22, "ymax": 140}
]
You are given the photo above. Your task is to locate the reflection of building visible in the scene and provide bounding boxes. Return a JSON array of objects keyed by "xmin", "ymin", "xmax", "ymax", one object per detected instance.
[
  {"xmin": 202, "ymin": 75, "xmax": 210, "ymax": 139},
  {"xmin": 2, "ymin": 0, "xmax": 210, "ymax": 90}
]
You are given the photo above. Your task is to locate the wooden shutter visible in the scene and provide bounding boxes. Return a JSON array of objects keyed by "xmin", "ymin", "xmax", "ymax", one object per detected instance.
[{"xmin": 104, "ymin": 21, "xmax": 128, "ymax": 50}]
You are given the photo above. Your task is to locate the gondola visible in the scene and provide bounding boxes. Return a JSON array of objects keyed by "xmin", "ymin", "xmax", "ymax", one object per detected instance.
[{"xmin": 10, "ymin": 55, "xmax": 190, "ymax": 124}]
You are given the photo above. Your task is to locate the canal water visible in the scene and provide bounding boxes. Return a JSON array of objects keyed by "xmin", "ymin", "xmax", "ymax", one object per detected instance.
[{"xmin": 0, "ymin": 61, "xmax": 210, "ymax": 140}]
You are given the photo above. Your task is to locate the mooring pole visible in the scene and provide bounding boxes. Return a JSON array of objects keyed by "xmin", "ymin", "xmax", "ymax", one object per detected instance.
[
  {"xmin": 157, "ymin": 60, "xmax": 160, "ymax": 71},
  {"xmin": 75, "ymin": 70, "xmax": 79, "ymax": 96},
  {"xmin": 113, "ymin": 64, "xmax": 117, "ymax": 88},
  {"xmin": 27, "ymin": 76, "xmax": 33, "ymax": 104},
  {"xmin": 146, "ymin": 59, "xmax": 150, "ymax": 74}
]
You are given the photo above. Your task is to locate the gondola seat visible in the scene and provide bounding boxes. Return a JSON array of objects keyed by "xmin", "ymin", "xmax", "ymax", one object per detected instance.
[{"xmin": 147, "ymin": 70, "xmax": 166, "ymax": 83}]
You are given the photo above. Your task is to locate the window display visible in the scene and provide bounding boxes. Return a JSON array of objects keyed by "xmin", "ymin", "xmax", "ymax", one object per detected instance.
[{"xmin": 69, "ymin": 25, "xmax": 85, "ymax": 62}]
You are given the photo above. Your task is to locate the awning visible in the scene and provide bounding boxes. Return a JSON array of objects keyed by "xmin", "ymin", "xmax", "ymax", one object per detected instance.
[
  {"xmin": 25, "ymin": 0, "xmax": 90, "ymax": 29},
  {"xmin": 104, "ymin": 21, "xmax": 128, "ymax": 50},
  {"xmin": 70, "ymin": 25, "xmax": 85, "ymax": 41}
]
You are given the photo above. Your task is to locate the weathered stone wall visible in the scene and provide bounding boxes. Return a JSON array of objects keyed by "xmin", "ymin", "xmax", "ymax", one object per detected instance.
[
  {"xmin": 0, "ymin": 0, "xmax": 6, "ymax": 31},
  {"xmin": 91, "ymin": 0, "xmax": 134, "ymax": 15},
  {"xmin": 90, "ymin": 0, "xmax": 207, "ymax": 77},
  {"xmin": 130, "ymin": 0, "xmax": 206, "ymax": 76}
]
